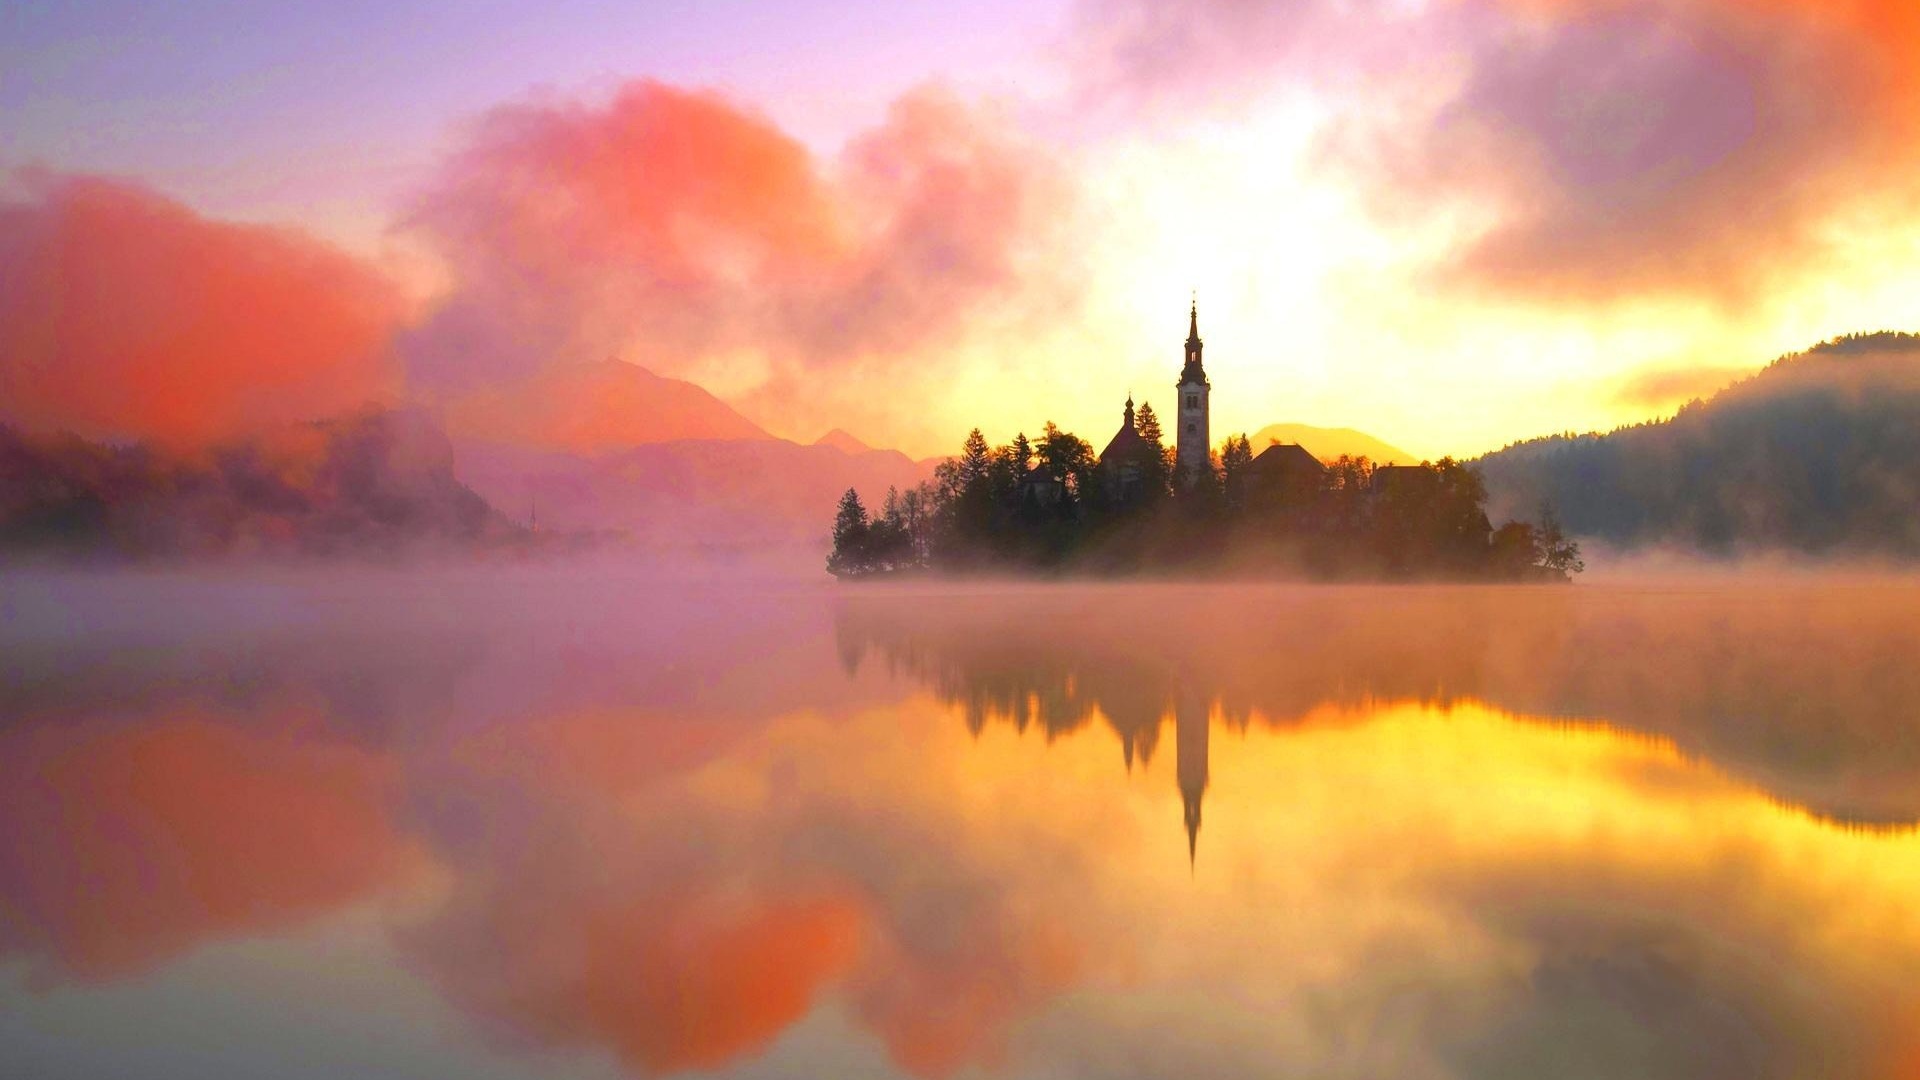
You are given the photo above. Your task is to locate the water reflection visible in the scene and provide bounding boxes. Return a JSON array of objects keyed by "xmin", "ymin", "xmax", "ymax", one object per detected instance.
[
  {"xmin": 836, "ymin": 581, "xmax": 1920, "ymax": 832},
  {"xmin": 2, "ymin": 572, "xmax": 1919, "ymax": 1079}
]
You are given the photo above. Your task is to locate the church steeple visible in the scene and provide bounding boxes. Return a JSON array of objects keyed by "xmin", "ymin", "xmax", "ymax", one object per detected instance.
[
  {"xmin": 1175, "ymin": 687, "xmax": 1209, "ymax": 870},
  {"xmin": 1175, "ymin": 293, "xmax": 1211, "ymax": 490},
  {"xmin": 1180, "ymin": 295, "xmax": 1206, "ymax": 385}
]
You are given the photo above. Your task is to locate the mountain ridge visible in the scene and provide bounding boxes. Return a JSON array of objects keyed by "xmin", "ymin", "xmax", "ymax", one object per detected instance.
[
  {"xmin": 1477, "ymin": 331, "xmax": 1920, "ymax": 553},
  {"xmin": 814, "ymin": 428, "xmax": 873, "ymax": 455},
  {"xmin": 443, "ymin": 359, "xmax": 773, "ymax": 452},
  {"xmin": 1247, "ymin": 423, "xmax": 1416, "ymax": 465}
]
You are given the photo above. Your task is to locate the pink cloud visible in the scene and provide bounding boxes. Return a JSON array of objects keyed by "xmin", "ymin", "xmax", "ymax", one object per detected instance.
[
  {"xmin": 402, "ymin": 80, "xmax": 1074, "ymax": 434},
  {"xmin": 0, "ymin": 174, "xmax": 404, "ymax": 446}
]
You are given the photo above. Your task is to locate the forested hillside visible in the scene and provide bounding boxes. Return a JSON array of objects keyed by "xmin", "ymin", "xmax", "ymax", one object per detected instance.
[
  {"xmin": 0, "ymin": 410, "xmax": 520, "ymax": 559},
  {"xmin": 1478, "ymin": 333, "xmax": 1920, "ymax": 554}
]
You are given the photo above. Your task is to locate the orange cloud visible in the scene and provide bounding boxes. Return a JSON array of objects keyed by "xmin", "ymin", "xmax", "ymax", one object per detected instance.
[
  {"xmin": 0, "ymin": 174, "xmax": 405, "ymax": 446},
  {"xmin": 502, "ymin": 890, "xmax": 869, "ymax": 1075},
  {"xmin": 404, "ymin": 80, "xmax": 1072, "ymax": 444},
  {"xmin": 416, "ymin": 868, "xmax": 867, "ymax": 1076},
  {"xmin": 405, "ymin": 691, "xmax": 1097, "ymax": 1078},
  {"xmin": 0, "ymin": 713, "xmax": 412, "ymax": 982}
]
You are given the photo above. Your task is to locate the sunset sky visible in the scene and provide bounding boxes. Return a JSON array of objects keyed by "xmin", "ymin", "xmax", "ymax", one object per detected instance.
[{"xmin": 6, "ymin": 0, "xmax": 1920, "ymax": 459}]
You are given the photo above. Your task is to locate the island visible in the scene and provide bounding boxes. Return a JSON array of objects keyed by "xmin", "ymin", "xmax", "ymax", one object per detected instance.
[{"xmin": 826, "ymin": 300, "xmax": 1581, "ymax": 581}]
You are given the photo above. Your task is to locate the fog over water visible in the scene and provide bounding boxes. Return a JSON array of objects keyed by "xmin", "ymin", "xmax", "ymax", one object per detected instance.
[{"xmin": 3, "ymin": 567, "xmax": 1919, "ymax": 1079}]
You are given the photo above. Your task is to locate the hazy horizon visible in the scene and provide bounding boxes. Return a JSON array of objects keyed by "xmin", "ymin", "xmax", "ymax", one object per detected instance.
[{"xmin": 9, "ymin": 1, "xmax": 1920, "ymax": 460}]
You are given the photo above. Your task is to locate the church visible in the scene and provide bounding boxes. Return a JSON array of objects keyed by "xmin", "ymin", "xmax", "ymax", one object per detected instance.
[
  {"xmin": 1098, "ymin": 297, "xmax": 1216, "ymax": 496},
  {"xmin": 1095, "ymin": 298, "xmax": 1401, "ymax": 506}
]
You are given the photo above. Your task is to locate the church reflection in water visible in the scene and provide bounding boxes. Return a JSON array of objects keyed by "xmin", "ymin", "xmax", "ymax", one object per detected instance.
[
  {"xmin": 836, "ymin": 593, "xmax": 1236, "ymax": 863},
  {"xmin": 833, "ymin": 581, "xmax": 1920, "ymax": 851},
  {"xmin": 10, "ymin": 576, "xmax": 1920, "ymax": 1080}
]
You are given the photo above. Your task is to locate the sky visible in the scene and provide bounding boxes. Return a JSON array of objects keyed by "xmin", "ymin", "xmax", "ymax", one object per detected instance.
[{"xmin": 5, "ymin": 0, "xmax": 1920, "ymax": 459}]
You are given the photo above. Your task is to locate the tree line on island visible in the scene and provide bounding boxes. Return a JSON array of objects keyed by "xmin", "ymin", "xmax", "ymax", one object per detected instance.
[{"xmin": 828, "ymin": 402, "xmax": 1581, "ymax": 581}]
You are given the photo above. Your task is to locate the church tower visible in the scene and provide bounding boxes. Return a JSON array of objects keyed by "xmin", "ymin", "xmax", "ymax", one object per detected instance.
[
  {"xmin": 1175, "ymin": 685, "xmax": 1210, "ymax": 867},
  {"xmin": 1176, "ymin": 296, "xmax": 1211, "ymax": 490}
]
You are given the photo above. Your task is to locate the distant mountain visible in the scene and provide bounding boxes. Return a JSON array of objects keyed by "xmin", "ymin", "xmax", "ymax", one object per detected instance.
[
  {"xmin": 1477, "ymin": 333, "xmax": 1920, "ymax": 553},
  {"xmin": 437, "ymin": 364, "xmax": 933, "ymax": 564},
  {"xmin": 813, "ymin": 428, "xmax": 873, "ymax": 455},
  {"xmin": 444, "ymin": 360, "xmax": 772, "ymax": 453},
  {"xmin": 454, "ymin": 436, "xmax": 932, "ymax": 561},
  {"xmin": 1248, "ymin": 423, "xmax": 1415, "ymax": 465},
  {"xmin": 0, "ymin": 409, "xmax": 521, "ymax": 559}
]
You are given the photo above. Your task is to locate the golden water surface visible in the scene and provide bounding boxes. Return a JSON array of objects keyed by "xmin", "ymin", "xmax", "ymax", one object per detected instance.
[{"xmin": 2, "ymin": 571, "xmax": 1917, "ymax": 1079}]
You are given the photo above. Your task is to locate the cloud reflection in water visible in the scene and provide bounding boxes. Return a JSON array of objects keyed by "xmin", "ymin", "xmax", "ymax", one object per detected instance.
[{"xmin": 3, "ymin": 572, "xmax": 1918, "ymax": 1078}]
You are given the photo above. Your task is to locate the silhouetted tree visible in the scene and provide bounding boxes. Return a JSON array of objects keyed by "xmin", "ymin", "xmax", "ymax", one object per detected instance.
[
  {"xmin": 1009, "ymin": 432, "xmax": 1034, "ymax": 475},
  {"xmin": 1125, "ymin": 404, "xmax": 1172, "ymax": 501},
  {"xmin": 1219, "ymin": 434, "xmax": 1254, "ymax": 510},
  {"xmin": 1534, "ymin": 504, "xmax": 1584, "ymax": 579},
  {"xmin": 959, "ymin": 429, "xmax": 992, "ymax": 488},
  {"xmin": 826, "ymin": 487, "xmax": 871, "ymax": 577},
  {"xmin": 865, "ymin": 486, "xmax": 915, "ymax": 570},
  {"xmin": 1489, "ymin": 521, "xmax": 1540, "ymax": 578},
  {"xmin": 1038, "ymin": 422, "xmax": 1097, "ymax": 500},
  {"xmin": 1136, "ymin": 403, "xmax": 1164, "ymax": 445},
  {"xmin": 986, "ymin": 441, "xmax": 1021, "ymax": 506},
  {"xmin": 824, "ymin": 420, "xmax": 1578, "ymax": 581}
]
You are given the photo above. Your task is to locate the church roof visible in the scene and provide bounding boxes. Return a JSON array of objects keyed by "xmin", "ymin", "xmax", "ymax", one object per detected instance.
[
  {"xmin": 1100, "ymin": 418, "xmax": 1157, "ymax": 466},
  {"xmin": 1248, "ymin": 442, "xmax": 1326, "ymax": 477},
  {"xmin": 1099, "ymin": 397, "xmax": 1160, "ymax": 466}
]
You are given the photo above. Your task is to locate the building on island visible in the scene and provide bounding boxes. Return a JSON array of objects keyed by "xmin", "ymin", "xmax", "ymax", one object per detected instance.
[
  {"xmin": 1097, "ymin": 297, "xmax": 1214, "ymax": 501},
  {"xmin": 1175, "ymin": 297, "xmax": 1211, "ymax": 491},
  {"xmin": 1094, "ymin": 296, "xmax": 1419, "ymax": 510},
  {"xmin": 1370, "ymin": 463, "xmax": 1436, "ymax": 496},
  {"xmin": 1243, "ymin": 442, "xmax": 1325, "ymax": 508},
  {"xmin": 1016, "ymin": 463, "xmax": 1066, "ymax": 508},
  {"xmin": 1097, "ymin": 395, "xmax": 1162, "ymax": 502}
]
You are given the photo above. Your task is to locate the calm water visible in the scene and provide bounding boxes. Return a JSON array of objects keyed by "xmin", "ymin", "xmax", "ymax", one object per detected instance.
[{"xmin": 3, "ymin": 569, "xmax": 1919, "ymax": 1079}]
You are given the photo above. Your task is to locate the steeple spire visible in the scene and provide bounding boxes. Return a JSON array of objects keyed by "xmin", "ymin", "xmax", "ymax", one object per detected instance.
[{"xmin": 1180, "ymin": 292, "xmax": 1206, "ymax": 383}]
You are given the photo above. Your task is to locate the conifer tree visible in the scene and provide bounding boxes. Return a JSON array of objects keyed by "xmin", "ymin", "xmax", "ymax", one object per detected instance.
[
  {"xmin": 869, "ymin": 485, "xmax": 910, "ymax": 570},
  {"xmin": 1130, "ymin": 403, "xmax": 1173, "ymax": 499},
  {"xmin": 827, "ymin": 487, "xmax": 871, "ymax": 577},
  {"xmin": 1220, "ymin": 433, "xmax": 1254, "ymax": 508},
  {"xmin": 1010, "ymin": 432, "xmax": 1034, "ymax": 474},
  {"xmin": 948, "ymin": 428, "xmax": 999, "ymax": 540},
  {"xmin": 956, "ymin": 426, "xmax": 998, "ymax": 507},
  {"xmin": 1136, "ymin": 402, "xmax": 1164, "ymax": 445},
  {"xmin": 960, "ymin": 429, "xmax": 992, "ymax": 490}
]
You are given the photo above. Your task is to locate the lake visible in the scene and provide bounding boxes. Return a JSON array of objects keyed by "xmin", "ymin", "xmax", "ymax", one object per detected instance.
[{"xmin": 4, "ymin": 568, "xmax": 1919, "ymax": 1079}]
